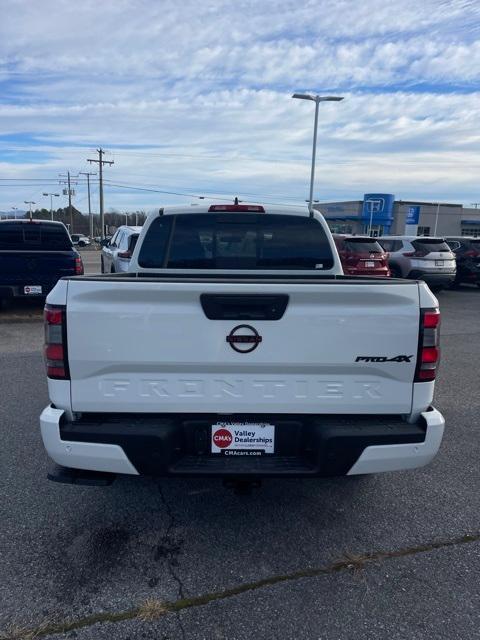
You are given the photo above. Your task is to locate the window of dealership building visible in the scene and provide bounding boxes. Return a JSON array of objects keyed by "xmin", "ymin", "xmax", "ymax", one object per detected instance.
[{"xmin": 315, "ymin": 194, "xmax": 480, "ymax": 237}]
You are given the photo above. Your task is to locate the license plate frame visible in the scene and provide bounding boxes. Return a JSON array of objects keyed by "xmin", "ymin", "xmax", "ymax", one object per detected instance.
[
  {"xmin": 365, "ymin": 261, "xmax": 375, "ymax": 268},
  {"xmin": 211, "ymin": 422, "xmax": 275, "ymax": 455},
  {"xmin": 435, "ymin": 260, "xmax": 444, "ymax": 266},
  {"xmin": 24, "ymin": 285, "xmax": 42, "ymax": 295}
]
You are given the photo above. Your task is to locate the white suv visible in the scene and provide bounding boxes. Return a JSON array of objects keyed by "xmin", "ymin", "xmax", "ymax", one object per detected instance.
[
  {"xmin": 378, "ymin": 236, "xmax": 456, "ymax": 290},
  {"xmin": 70, "ymin": 233, "xmax": 90, "ymax": 247},
  {"xmin": 101, "ymin": 226, "xmax": 142, "ymax": 273}
]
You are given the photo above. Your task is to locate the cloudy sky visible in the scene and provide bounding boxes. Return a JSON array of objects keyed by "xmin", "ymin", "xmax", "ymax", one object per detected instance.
[{"xmin": 1, "ymin": 0, "xmax": 480, "ymax": 214}]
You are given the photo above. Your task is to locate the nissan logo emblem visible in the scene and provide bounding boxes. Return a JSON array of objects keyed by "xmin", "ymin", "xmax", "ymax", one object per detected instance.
[{"xmin": 226, "ymin": 324, "xmax": 262, "ymax": 353}]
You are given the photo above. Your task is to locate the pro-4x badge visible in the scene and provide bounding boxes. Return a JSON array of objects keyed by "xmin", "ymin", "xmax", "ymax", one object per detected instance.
[{"xmin": 355, "ymin": 355, "xmax": 414, "ymax": 363}]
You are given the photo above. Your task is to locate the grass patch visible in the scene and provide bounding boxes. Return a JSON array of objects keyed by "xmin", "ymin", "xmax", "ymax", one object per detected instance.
[{"xmin": 2, "ymin": 532, "xmax": 478, "ymax": 640}]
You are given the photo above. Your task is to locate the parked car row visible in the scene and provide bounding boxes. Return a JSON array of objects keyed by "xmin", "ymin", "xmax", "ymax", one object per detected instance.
[
  {"xmin": 0, "ymin": 218, "xmax": 478, "ymax": 311},
  {"xmin": 333, "ymin": 233, "xmax": 480, "ymax": 291}
]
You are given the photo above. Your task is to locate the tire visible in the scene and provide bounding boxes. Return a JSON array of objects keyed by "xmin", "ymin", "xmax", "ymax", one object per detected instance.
[
  {"xmin": 390, "ymin": 267, "xmax": 402, "ymax": 279},
  {"xmin": 101, "ymin": 256, "xmax": 104, "ymax": 273},
  {"xmin": 0, "ymin": 298, "xmax": 9, "ymax": 311},
  {"xmin": 110, "ymin": 265, "xmax": 115, "ymax": 274}
]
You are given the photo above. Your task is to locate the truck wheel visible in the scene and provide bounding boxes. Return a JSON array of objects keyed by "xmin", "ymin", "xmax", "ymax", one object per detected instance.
[
  {"xmin": 110, "ymin": 266, "xmax": 115, "ymax": 274},
  {"xmin": 101, "ymin": 257, "xmax": 104, "ymax": 273}
]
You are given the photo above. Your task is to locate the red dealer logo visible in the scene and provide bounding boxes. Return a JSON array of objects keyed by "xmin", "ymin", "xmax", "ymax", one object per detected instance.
[{"xmin": 213, "ymin": 428, "xmax": 233, "ymax": 448}]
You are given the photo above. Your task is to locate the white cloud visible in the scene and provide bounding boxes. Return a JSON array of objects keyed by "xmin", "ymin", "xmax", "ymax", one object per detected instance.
[{"xmin": 1, "ymin": 0, "xmax": 480, "ymax": 210}]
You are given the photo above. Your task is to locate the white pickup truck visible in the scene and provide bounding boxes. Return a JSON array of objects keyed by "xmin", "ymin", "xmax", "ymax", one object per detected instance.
[{"xmin": 40, "ymin": 204, "xmax": 444, "ymax": 485}]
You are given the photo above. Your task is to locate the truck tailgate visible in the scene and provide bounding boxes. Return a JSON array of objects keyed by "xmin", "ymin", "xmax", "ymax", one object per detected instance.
[
  {"xmin": 66, "ymin": 278, "xmax": 420, "ymax": 414},
  {"xmin": 0, "ymin": 251, "xmax": 76, "ymax": 287}
]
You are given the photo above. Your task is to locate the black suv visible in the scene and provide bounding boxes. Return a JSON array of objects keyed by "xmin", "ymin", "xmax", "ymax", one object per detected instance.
[
  {"xmin": 445, "ymin": 236, "xmax": 480, "ymax": 287},
  {"xmin": 0, "ymin": 219, "xmax": 84, "ymax": 308}
]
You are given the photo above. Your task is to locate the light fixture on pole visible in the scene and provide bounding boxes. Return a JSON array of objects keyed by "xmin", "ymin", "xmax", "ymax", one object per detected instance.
[
  {"xmin": 11, "ymin": 206, "xmax": 18, "ymax": 219},
  {"xmin": 24, "ymin": 201, "xmax": 36, "ymax": 221},
  {"xmin": 43, "ymin": 192, "xmax": 60, "ymax": 221},
  {"xmin": 292, "ymin": 93, "xmax": 344, "ymax": 216}
]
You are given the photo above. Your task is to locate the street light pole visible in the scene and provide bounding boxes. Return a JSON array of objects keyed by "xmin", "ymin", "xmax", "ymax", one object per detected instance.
[
  {"xmin": 292, "ymin": 93, "xmax": 344, "ymax": 215},
  {"xmin": 368, "ymin": 200, "xmax": 374, "ymax": 237},
  {"xmin": 79, "ymin": 171, "xmax": 96, "ymax": 238},
  {"xmin": 43, "ymin": 192, "xmax": 60, "ymax": 221},
  {"xmin": 24, "ymin": 201, "xmax": 36, "ymax": 220},
  {"xmin": 11, "ymin": 206, "xmax": 18, "ymax": 219},
  {"xmin": 434, "ymin": 202, "xmax": 440, "ymax": 236}
]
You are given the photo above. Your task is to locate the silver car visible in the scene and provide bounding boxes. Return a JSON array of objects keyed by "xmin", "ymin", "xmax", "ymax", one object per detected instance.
[
  {"xmin": 378, "ymin": 236, "xmax": 456, "ymax": 291},
  {"xmin": 101, "ymin": 226, "xmax": 142, "ymax": 273}
]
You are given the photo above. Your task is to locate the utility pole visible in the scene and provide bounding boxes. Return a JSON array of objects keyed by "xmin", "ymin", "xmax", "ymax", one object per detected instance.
[
  {"xmin": 59, "ymin": 172, "xmax": 78, "ymax": 232},
  {"xmin": 470, "ymin": 203, "xmax": 480, "ymax": 209},
  {"xmin": 87, "ymin": 148, "xmax": 114, "ymax": 239},
  {"xmin": 79, "ymin": 171, "xmax": 96, "ymax": 238}
]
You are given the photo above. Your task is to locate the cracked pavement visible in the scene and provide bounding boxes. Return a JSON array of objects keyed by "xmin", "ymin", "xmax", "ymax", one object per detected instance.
[{"xmin": 0, "ymin": 286, "xmax": 479, "ymax": 640}]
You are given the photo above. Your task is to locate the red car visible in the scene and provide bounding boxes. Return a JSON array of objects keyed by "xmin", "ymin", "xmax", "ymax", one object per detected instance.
[{"xmin": 333, "ymin": 234, "xmax": 391, "ymax": 277}]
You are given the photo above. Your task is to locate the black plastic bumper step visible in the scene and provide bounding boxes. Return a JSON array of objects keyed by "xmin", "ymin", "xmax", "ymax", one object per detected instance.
[
  {"xmin": 169, "ymin": 455, "xmax": 317, "ymax": 476},
  {"xmin": 47, "ymin": 464, "xmax": 116, "ymax": 486}
]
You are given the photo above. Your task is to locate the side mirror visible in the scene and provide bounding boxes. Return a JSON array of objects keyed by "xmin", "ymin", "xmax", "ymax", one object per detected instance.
[{"xmin": 100, "ymin": 238, "xmax": 110, "ymax": 247}]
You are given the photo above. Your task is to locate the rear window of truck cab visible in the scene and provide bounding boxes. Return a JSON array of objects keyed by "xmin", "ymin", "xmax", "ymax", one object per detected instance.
[
  {"xmin": 0, "ymin": 222, "xmax": 72, "ymax": 251},
  {"xmin": 138, "ymin": 213, "xmax": 334, "ymax": 270}
]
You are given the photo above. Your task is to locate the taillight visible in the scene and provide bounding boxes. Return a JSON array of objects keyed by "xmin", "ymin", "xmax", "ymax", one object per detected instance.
[
  {"xmin": 464, "ymin": 249, "xmax": 480, "ymax": 258},
  {"xmin": 44, "ymin": 304, "xmax": 70, "ymax": 379},
  {"xmin": 75, "ymin": 255, "xmax": 84, "ymax": 275},
  {"xmin": 208, "ymin": 204, "xmax": 265, "ymax": 212},
  {"xmin": 117, "ymin": 250, "xmax": 132, "ymax": 259},
  {"xmin": 415, "ymin": 308, "xmax": 440, "ymax": 382}
]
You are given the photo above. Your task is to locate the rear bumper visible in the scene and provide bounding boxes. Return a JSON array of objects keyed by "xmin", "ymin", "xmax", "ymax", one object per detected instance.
[
  {"xmin": 0, "ymin": 284, "xmax": 53, "ymax": 299},
  {"xmin": 407, "ymin": 271, "xmax": 456, "ymax": 287},
  {"xmin": 40, "ymin": 407, "xmax": 445, "ymax": 478},
  {"xmin": 456, "ymin": 265, "xmax": 480, "ymax": 283}
]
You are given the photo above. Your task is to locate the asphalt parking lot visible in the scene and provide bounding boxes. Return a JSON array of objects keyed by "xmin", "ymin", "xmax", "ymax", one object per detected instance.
[{"xmin": 0, "ymin": 278, "xmax": 479, "ymax": 640}]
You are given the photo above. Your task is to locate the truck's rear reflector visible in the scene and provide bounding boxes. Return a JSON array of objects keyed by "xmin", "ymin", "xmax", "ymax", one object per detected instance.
[
  {"xmin": 415, "ymin": 308, "xmax": 440, "ymax": 382},
  {"xmin": 208, "ymin": 204, "xmax": 265, "ymax": 213},
  {"xmin": 44, "ymin": 304, "xmax": 70, "ymax": 379}
]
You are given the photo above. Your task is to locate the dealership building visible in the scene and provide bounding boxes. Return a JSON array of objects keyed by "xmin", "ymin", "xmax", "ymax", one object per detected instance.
[{"xmin": 315, "ymin": 194, "xmax": 480, "ymax": 237}]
